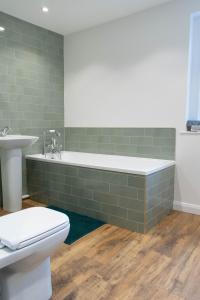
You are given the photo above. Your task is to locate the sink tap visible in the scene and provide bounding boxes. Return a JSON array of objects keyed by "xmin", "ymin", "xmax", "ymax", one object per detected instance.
[{"xmin": 0, "ymin": 126, "xmax": 11, "ymax": 137}]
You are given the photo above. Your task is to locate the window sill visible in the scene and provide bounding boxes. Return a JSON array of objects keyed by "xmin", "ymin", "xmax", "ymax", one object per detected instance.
[{"xmin": 180, "ymin": 131, "xmax": 200, "ymax": 135}]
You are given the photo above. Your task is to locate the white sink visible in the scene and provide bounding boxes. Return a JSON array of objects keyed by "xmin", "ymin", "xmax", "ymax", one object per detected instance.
[
  {"xmin": 0, "ymin": 135, "xmax": 39, "ymax": 212},
  {"xmin": 0, "ymin": 135, "xmax": 38, "ymax": 149}
]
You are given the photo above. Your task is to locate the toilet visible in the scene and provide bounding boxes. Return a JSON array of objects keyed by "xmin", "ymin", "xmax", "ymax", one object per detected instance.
[{"xmin": 0, "ymin": 207, "xmax": 70, "ymax": 300}]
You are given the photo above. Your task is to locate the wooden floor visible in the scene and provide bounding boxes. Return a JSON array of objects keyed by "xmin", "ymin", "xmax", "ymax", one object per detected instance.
[{"xmin": 1, "ymin": 200, "xmax": 200, "ymax": 300}]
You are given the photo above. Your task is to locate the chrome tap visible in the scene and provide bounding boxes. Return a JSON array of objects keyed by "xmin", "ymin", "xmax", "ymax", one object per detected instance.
[
  {"xmin": 47, "ymin": 143, "xmax": 62, "ymax": 159},
  {"xmin": 0, "ymin": 126, "xmax": 11, "ymax": 137},
  {"xmin": 43, "ymin": 129, "xmax": 62, "ymax": 159}
]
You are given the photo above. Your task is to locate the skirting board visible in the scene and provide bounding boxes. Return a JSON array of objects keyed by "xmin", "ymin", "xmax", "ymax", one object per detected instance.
[{"xmin": 173, "ymin": 201, "xmax": 200, "ymax": 215}]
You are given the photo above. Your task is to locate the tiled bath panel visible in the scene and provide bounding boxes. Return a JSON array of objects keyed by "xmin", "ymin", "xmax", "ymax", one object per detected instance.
[
  {"xmin": 64, "ymin": 128, "xmax": 176, "ymax": 160},
  {"xmin": 27, "ymin": 160, "xmax": 175, "ymax": 233}
]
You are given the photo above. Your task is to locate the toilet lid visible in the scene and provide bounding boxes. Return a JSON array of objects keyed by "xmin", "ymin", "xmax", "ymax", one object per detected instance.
[{"xmin": 0, "ymin": 207, "xmax": 69, "ymax": 250}]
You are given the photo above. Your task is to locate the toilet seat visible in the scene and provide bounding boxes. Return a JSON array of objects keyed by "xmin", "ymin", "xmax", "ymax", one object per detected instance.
[
  {"xmin": 0, "ymin": 207, "xmax": 70, "ymax": 300},
  {"xmin": 0, "ymin": 226, "xmax": 69, "ymax": 270},
  {"xmin": 0, "ymin": 207, "xmax": 69, "ymax": 250}
]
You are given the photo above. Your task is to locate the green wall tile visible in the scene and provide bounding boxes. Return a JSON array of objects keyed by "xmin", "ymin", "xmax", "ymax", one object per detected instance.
[
  {"xmin": 93, "ymin": 192, "xmax": 119, "ymax": 205},
  {"xmin": 64, "ymin": 128, "xmax": 176, "ymax": 160},
  {"xmin": 101, "ymin": 203, "xmax": 127, "ymax": 218},
  {"xmin": 118, "ymin": 197, "xmax": 145, "ymax": 211}
]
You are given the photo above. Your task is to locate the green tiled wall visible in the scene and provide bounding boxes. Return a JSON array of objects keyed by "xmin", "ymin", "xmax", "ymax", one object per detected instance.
[
  {"xmin": 0, "ymin": 12, "xmax": 64, "ymax": 204},
  {"xmin": 145, "ymin": 166, "xmax": 174, "ymax": 231},
  {"xmin": 64, "ymin": 128, "xmax": 176, "ymax": 160},
  {"xmin": 27, "ymin": 158, "xmax": 175, "ymax": 233}
]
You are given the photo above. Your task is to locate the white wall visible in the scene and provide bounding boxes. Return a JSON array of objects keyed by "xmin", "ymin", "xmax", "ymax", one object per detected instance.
[{"xmin": 64, "ymin": 0, "xmax": 200, "ymax": 213}]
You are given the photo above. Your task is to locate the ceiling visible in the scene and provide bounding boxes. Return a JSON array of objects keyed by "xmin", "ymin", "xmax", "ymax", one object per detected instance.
[{"xmin": 0, "ymin": 0, "xmax": 173, "ymax": 35}]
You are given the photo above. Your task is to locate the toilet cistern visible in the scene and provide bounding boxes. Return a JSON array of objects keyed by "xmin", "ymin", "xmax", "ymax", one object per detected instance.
[{"xmin": 0, "ymin": 135, "xmax": 39, "ymax": 212}]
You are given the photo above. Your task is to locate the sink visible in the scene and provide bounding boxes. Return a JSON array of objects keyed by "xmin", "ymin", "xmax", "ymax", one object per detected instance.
[
  {"xmin": 0, "ymin": 135, "xmax": 39, "ymax": 212},
  {"xmin": 0, "ymin": 135, "xmax": 38, "ymax": 149}
]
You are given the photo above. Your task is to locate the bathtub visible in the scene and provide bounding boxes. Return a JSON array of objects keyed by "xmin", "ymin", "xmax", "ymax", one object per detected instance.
[
  {"xmin": 26, "ymin": 151, "xmax": 175, "ymax": 233},
  {"xmin": 26, "ymin": 151, "xmax": 175, "ymax": 176}
]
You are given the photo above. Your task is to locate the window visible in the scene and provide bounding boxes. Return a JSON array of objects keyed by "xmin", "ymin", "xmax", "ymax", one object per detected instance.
[{"xmin": 187, "ymin": 12, "xmax": 200, "ymax": 122}]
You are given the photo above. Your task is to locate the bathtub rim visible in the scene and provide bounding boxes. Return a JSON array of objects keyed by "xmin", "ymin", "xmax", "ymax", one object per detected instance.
[{"xmin": 26, "ymin": 151, "xmax": 175, "ymax": 176}]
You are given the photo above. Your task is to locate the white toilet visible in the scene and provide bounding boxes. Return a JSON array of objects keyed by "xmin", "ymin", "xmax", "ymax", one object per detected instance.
[{"xmin": 0, "ymin": 207, "xmax": 70, "ymax": 300}]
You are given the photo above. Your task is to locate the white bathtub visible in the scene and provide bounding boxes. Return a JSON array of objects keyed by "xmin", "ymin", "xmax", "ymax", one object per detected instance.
[{"xmin": 26, "ymin": 151, "xmax": 175, "ymax": 175}]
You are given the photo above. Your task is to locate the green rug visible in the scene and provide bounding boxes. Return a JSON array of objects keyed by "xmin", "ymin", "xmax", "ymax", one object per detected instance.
[{"xmin": 48, "ymin": 205, "xmax": 105, "ymax": 244}]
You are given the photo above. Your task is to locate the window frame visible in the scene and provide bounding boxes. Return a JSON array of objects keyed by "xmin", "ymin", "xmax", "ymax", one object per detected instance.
[{"xmin": 186, "ymin": 12, "xmax": 200, "ymax": 124}]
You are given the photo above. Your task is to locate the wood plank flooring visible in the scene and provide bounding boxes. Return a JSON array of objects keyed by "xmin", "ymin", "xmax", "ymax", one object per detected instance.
[{"xmin": 0, "ymin": 200, "xmax": 200, "ymax": 300}]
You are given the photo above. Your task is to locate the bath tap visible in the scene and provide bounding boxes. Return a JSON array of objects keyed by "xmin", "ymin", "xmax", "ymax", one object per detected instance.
[
  {"xmin": 0, "ymin": 126, "xmax": 11, "ymax": 137},
  {"xmin": 47, "ymin": 141, "xmax": 62, "ymax": 159},
  {"xmin": 43, "ymin": 129, "xmax": 62, "ymax": 159},
  {"xmin": 48, "ymin": 129, "xmax": 61, "ymax": 137},
  {"xmin": 47, "ymin": 144, "xmax": 62, "ymax": 159}
]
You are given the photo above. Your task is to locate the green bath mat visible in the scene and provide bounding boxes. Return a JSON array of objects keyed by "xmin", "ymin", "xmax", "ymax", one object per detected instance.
[{"xmin": 48, "ymin": 205, "xmax": 105, "ymax": 244}]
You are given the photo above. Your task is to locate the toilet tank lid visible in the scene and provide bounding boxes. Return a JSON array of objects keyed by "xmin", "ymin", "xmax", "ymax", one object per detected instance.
[{"xmin": 0, "ymin": 207, "xmax": 69, "ymax": 250}]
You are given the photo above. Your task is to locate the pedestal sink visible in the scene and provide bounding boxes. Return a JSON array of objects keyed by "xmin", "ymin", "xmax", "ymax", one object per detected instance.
[{"xmin": 0, "ymin": 135, "xmax": 39, "ymax": 212}]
